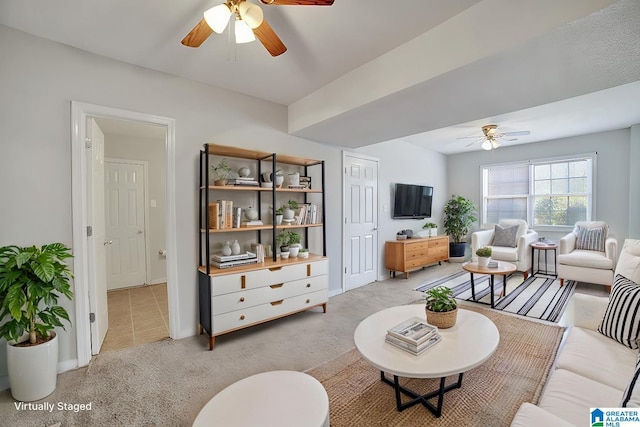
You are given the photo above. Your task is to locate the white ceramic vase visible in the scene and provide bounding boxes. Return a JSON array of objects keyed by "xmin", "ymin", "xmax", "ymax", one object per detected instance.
[
  {"xmin": 289, "ymin": 245, "xmax": 300, "ymax": 257},
  {"xmin": 7, "ymin": 332, "xmax": 59, "ymax": 401}
]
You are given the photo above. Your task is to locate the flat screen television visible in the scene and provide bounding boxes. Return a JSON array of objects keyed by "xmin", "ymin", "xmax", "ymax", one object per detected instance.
[{"xmin": 393, "ymin": 183, "xmax": 433, "ymax": 219}]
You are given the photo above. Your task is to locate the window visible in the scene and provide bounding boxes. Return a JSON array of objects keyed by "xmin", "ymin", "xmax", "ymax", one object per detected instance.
[{"xmin": 481, "ymin": 155, "xmax": 594, "ymax": 228}]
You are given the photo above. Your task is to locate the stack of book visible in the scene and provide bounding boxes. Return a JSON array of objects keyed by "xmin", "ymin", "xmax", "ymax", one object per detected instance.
[
  {"xmin": 386, "ymin": 317, "xmax": 442, "ymax": 355},
  {"xmin": 295, "ymin": 203, "xmax": 320, "ymax": 225},
  {"xmin": 211, "ymin": 252, "xmax": 258, "ymax": 269},
  {"xmin": 226, "ymin": 177, "xmax": 259, "ymax": 187}
]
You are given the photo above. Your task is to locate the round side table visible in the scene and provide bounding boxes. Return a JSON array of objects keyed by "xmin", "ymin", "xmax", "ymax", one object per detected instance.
[{"xmin": 530, "ymin": 242, "xmax": 558, "ymax": 277}]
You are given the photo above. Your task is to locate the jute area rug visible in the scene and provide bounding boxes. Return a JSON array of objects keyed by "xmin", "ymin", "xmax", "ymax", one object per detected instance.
[
  {"xmin": 414, "ymin": 271, "xmax": 576, "ymax": 323},
  {"xmin": 306, "ymin": 304, "xmax": 565, "ymax": 427}
]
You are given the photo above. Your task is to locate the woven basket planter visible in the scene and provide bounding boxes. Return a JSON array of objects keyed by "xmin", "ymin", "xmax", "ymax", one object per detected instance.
[{"xmin": 425, "ymin": 307, "xmax": 458, "ymax": 329}]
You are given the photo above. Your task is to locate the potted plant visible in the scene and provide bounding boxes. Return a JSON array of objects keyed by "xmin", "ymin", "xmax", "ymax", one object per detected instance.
[
  {"xmin": 475, "ymin": 246, "xmax": 492, "ymax": 267},
  {"xmin": 0, "ymin": 243, "xmax": 73, "ymax": 401},
  {"xmin": 276, "ymin": 230, "xmax": 301, "ymax": 252},
  {"xmin": 422, "ymin": 222, "xmax": 438, "ymax": 237},
  {"xmin": 211, "ymin": 158, "xmax": 231, "ymax": 186},
  {"xmin": 298, "ymin": 248, "xmax": 309, "ymax": 259},
  {"xmin": 274, "ymin": 207, "xmax": 284, "ymax": 225},
  {"xmin": 282, "ymin": 200, "xmax": 298, "ymax": 223},
  {"xmin": 423, "ymin": 286, "xmax": 458, "ymax": 329},
  {"xmin": 443, "ymin": 195, "xmax": 477, "ymax": 259}
]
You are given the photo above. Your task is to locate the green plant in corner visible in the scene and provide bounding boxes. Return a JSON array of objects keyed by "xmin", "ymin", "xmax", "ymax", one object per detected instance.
[
  {"xmin": 211, "ymin": 158, "xmax": 231, "ymax": 181},
  {"xmin": 443, "ymin": 195, "xmax": 477, "ymax": 243},
  {"xmin": 424, "ymin": 286, "xmax": 457, "ymax": 313},
  {"xmin": 476, "ymin": 246, "xmax": 492, "ymax": 257},
  {"xmin": 0, "ymin": 243, "xmax": 73, "ymax": 344}
]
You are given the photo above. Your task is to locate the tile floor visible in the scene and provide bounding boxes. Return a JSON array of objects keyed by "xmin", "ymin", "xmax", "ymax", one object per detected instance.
[{"xmin": 101, "ymin": 283, "xmax": 169, "ymax": 352}]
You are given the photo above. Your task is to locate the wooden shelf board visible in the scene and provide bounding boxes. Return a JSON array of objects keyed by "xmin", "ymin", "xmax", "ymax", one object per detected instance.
[
  {"xmin": 201, "ymin": 225, "xmax": 273, "ymax": 232},
  {"xmin": 205, "ymin": 143, "xmax": 322, "ymax": 167},
  {"xmin": 275, "ymin": 223, "xmax": 323, "ymax": 229}
]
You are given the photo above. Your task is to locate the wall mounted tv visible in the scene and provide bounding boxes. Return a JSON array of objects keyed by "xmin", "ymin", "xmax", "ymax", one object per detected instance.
[{"xmin": 393, "ymin": 183, "xmax": 433, "ymax": 219}]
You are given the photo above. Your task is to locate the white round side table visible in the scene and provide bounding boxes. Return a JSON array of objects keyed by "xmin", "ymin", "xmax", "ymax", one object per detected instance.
[{"xmin": 193, "ymin": 370, "xmax": 330, "ymax": 427}]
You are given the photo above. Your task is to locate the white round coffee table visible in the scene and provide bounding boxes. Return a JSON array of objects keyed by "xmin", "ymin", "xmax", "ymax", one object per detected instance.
[
  {"xmin": 354, "ymin": 305, "xmax": 499, "ymax": 417},
  {"xmin": 192, "ymin": 370, "xmax": 329, "ymax": 427}
]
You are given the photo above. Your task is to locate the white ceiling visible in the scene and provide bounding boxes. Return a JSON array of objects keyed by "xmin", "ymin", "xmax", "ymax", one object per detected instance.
[{"xmin": 1, "ymin": 0, "xmax": 639, "ymax": 154}]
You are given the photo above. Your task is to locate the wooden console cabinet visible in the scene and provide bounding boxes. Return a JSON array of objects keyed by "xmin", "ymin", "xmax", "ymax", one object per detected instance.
[{"xmin": 385, "ymin": 235, "xmax": 449, "ymax": 278}]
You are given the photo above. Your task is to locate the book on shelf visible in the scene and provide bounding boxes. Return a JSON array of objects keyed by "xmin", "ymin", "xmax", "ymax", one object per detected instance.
[
  {"xmin": 385, "ymin": 333, "xmax": 442, "ymax": 355},
  {"xmin": 212, "ymin": 253, "xmax": 258, "ymax": 269},
  {"xmin": 241, "ymin": 220, "xmax": 264, "ymax": 227},
  {"xmin": 208, "ymin": 202, "xmax": 220, "ymax": 230},
  {"xmin": 251, "ymin": 243, "xmax": 265, "ymax": 263},
  {"xmin": 232, "ymin": 207, "xmax": 242, "ymax": 228},
  {"xmin": 387, "ymin": 317, "xmax": 439, "ymax": 345},
  {"xmin": 487, "ymin": 260, "xmax": 499, "ymax": 268},
  {"xmin": 211, "ymin": 252, "xmax": 254, "ymax": 263}
]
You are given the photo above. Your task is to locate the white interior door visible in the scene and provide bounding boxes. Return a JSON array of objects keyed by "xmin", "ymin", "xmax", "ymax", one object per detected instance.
[
  {"xmin": 105, "ymin": 161, "xmax": 147, "ymax": 290},
  {"xmin": 344, "ymin": 153, "xmax": 379, "ymax": 291},
  {"xmin": 87, "ymin": 118, "xmax": 109, "ymax": 355}
]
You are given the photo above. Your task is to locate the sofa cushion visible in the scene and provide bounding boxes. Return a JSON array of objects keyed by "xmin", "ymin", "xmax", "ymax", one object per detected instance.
[
  {"xmin": 598, "ymin": 274, "xmax": 640, "ymax": 349},
  {"xmin": 556, "ymin": 326, "xmax": 637, "ymax": 390},
  {"xmin": 621, "ymin": 353, "xmax": 640, "ymax": 407},
  {"xmin": 538, "ymin": 369, "xmax": 622, "ymax": 426},
  {"xmin": 575, "ymin": 224, "xmax": 607, "ymax": 251},
  {"xmin": 492, "ymin": 224, "xmax": 519, "ymax": 247},
  {"xmin": 510, "ymin": 403, "xmax": 575, "ymax": 427},
  {"xmin": 616, "ymin": 239, "xmax": 640, "ymax": 284},
  {"xmin": 557, "ymin": 250, "xmax": 614, "ymax": 270}
]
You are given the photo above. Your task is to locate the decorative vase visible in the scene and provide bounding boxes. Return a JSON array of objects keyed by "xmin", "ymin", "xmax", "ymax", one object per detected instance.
[
  {"xmin": 275, "ymin": 214, "xmax": 283, "ymax": 225},
  {"xmin": 245, "ymin": 206, "xmax": 258, "ymax": 221},
  {"xmin": 425, "ymin": 307, "xmax": 458, "ymax": 329},
  {"xmin": 238, "ymin": 167, "xmax": 250, "ymax": 177},
  {"xmin": 7, "ymin": 332, "xmax": 58, "ymax": 401},
  {"xmin": 274, "ymin": 174, "xmax": 284, "ymax": 188},
  {"xmin": 289, "ymin": 245, "xmax": 300, "ymax": 257},
  {"xmin": 222, "ymin": 241, "xmax": 232, "ymax": 256},
  {"xmin": 288, "ymin": 172, "xmax": 300, "ymax": 186},
  {"xmin": 478, "ymin": 256, "xmax": 491, "ymax": 267},
  {"xmin": 428, "ymin": 227, "xmax": 437, "ymax": 237},
  {"xmin": 283, "ymin": 208, "xmax": 295, "ymax": 222},
  {"xmin": 231, "ymin": 240, "xmax": 241, "ymax": 255}
]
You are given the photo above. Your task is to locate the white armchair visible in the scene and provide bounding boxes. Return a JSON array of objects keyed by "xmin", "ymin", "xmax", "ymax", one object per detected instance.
[
  {"xmin": 471, "ymin": 219, "xmax": 539, "ymax": 279},
  {"xmin": 557, "ymin": 221, "xmax": 617, "ymax": 290}
]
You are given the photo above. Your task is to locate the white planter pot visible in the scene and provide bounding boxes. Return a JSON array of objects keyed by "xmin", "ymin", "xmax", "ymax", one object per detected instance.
[
  {"xmin": 478, "ymin": 256, "xmax": 491, "ymax": 267},
  {"xmin": 283, "ymin": 208, "xmax": 295, "ymax": 221},
  {"xmin": 7, "ymin": 332, "xmax": 59, "ymax": 401},
  {"xmin": 289, "ymin": 245, "xmax": 300, "ymax": 257}
]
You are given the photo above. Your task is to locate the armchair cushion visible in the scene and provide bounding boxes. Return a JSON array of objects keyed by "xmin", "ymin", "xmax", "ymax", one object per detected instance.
[
  {"xmin": 598, "ymin": 274, "xmax": 640, "ymax": 349},
  {"xmin": 621, "ymin": 354, "xmax": 640, "ymax": 407},
  {"xmin": 616, "ymin": 239, "xmax": 640, "ymax": 284},
  {"xmin": 491, "ymin": 224, "xmax": 519, "ymax": 248},
  {"xmin": 575, "ymin": 224, "xmax": 607, "ymax": 251}
]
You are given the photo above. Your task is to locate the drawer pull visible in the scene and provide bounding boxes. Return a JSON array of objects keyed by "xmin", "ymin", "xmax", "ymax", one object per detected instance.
[
  {"xmin": 241, "ymin": 275, "xmax": 246, "ymax": 289},
  {"xmin": 240, "ymin": 315, "xmax": 245, "ymax": 320},
  {"xmin": 306, "ymin": 299, "xmax": 310, "ymax": 304},
  {"xmin": 269, "ymin": 266, "xmax": 283, "ymax": 272},
  {"xmin": 306, "ymin": 283, "xmax": 311, "ymax": 288},
  {"xmin": 307, "ymin": 264, "xmax": 311, "ymax": 276},
  {"xmin": 270, "ymin": 283, "xmax": 284, "ymax": 289},
  {"xmin": 270, "ymin": 300, "xmax": 284, "ymax": 306},
  {"xmin": 240, "ymin": 297, "xmax": 245, "ymax": 302}
]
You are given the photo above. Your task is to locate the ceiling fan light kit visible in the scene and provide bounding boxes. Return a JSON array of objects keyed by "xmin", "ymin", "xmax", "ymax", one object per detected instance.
[
  {"xmin": 182, "ymin": 0, "xmax": 334, "ymax": 57},
  {"xmin": 460, "ymin": 124, "xmax": 530, "ymax": 151}
]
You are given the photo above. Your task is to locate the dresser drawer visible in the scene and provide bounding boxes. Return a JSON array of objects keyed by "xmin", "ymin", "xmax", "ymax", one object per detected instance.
[
  {"xmin": 211, "ymin": 259, "xmax": 329, "ymax": 296},
  {"xmin": 212, "ymin": 289, "xmax": 328, "ymax": 334},
  {"xmin": 406, "ymin": 241, "xmax": 430, "ymax": 252},
  {"xmin": 212, "ymin": 275, "xmax": 328, "ymax": 315}
]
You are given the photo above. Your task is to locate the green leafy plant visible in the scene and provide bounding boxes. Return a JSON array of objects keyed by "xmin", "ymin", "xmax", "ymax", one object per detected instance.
[
  {"xmin": 285, "ymin": 200, "xmax": 299, "ymax": 210},
  {"xmin": 422, "ymin": 222, "xmax": 437, "ymax": 229},
  {"xmin": 298, "ymin": 248, "xmax": 309, "ymax": 253},
  {"xmin": 476, "ymin": 246, "xmax": 492, "ymax": 257},
  {"xmin": 424, "ymin": 286, "xmax": 457, "ymax": 313},
  {"xmin": 443, "ymin": 195, "xmax": 477, "ymax": 243},
  {"xmin": 276, "ymin": 230, "xmax": 301, "ymax": 248},
  {"xmin": 211, "ymin": 158, "xmax": 231, "ymax": 180},
  {"xmin": 0, "ymin": 243, "xmax": 73, "ymax": 345},
  {"xmin": 275, "ymin": 207, "xmax": 284, "ymax": 215}
]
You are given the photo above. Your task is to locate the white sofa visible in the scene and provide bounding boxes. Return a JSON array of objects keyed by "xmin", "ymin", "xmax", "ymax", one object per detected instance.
[
  {"xmin": 471, "ymin": 219, "xmax": 538, "ymax": 278},
  {"xmin": 511, "ymin": 239, "xmax": 640, "ymax": 426}
]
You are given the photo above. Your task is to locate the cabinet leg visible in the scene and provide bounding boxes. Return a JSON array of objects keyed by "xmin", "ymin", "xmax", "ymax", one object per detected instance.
[
  {"xmin": 322, "ymin": 303, "xmax": 327, "ymax": 313},
  {"xmin": 523, "ymin": 272, "xmax": 528, "ymax": 280},
  {"xmin": 209, "ymin": 336, "xmax": 215, "ymax": 351}
]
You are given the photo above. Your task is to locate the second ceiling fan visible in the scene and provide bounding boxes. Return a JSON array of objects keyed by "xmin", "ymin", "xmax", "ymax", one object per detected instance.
[
  {"xmin": 181, "ymin": 0, "xmax": 335, "ymax": 57},
  {"xmin": 459, "ymin": 124, "xmax": 531, "ymax": 150}
]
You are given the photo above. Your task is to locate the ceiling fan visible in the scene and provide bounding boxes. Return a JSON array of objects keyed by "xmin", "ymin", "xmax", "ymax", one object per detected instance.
[
  {"xmin": 459, "ymin": 124, "xmax": 531, "ymax": 150},
  {"xmin": 181, "ymin": 0, "xmax": 335, "ymax": 57}
]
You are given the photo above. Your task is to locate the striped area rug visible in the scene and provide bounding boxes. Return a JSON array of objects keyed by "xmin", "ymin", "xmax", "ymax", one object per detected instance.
[{"xmin": 415, "ymin": 271, "xmax": 576, "ymax": 322}]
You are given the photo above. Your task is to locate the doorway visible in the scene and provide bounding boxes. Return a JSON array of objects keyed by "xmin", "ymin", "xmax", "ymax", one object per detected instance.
[{"xmin": 71, "ymin": 101, "xmax": 178, "ymax": 367}]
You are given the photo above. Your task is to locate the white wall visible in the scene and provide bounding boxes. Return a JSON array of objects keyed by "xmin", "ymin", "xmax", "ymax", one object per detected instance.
[
  {"xmin": 356, "ymin": 140, "xmax": 448, "ymax": 279},
  {"xmin": 447, "ymin": 128, "xmax": 635, "ymax": 243},
  {"xmin": 0, "ymin": 25, "xmax": 343, "ymax": 378},
  {"xmin": 104, "ymin": 133, "xmax": 167, "ymax": 285}
]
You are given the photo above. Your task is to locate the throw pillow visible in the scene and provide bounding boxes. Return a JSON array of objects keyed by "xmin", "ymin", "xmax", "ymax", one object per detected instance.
[
  {"xmin": 574, "ymin": 225, "xmax": 606, "ymax": 252},
  {"xmin": 491, "ymin": 224, "xmax": 519, "ymax": 248},
  {"xmin": 621, "ymin": 353, "xmax": 640, "ymax": 407},
  {"xmin": 598, "ymin": 274, "xmax": 640, "ymax": 349}
]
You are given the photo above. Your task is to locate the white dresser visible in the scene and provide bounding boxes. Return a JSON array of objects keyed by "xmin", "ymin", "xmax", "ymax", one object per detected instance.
[{"xmin": 198, "ymin": 256, "xmax": 328, "ymax": 350}]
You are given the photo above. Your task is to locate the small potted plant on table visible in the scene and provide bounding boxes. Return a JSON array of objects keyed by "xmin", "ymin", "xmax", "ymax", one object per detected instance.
[
  {"xmin": 424, "ymin": 286, "xmax": 458, "ymax": 329},
  {"xmin": 475, "ymin": 246, "xmax": 492, "ymax": 267},
  {"xmin": 422, "ymin": 222, "xmax": 438, "ymax": 237}
]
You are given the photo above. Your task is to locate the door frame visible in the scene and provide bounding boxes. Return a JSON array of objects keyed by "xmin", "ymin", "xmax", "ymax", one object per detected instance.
[
  {"xmin": 341, "ymin": 151, "xmax": 380, "ymax": 293},
  {"xmin": 105, "ymin": 158, "xmax": 151, "ymax": 289},
  {"xmin": 71, "ymin": 101, "xmax": 178, "ymax": 367}
]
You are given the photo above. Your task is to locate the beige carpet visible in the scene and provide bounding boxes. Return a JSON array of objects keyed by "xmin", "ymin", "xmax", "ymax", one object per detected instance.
[{"xmin": 307, "ymin": 304, "xmax": 565, "ymax": 427}]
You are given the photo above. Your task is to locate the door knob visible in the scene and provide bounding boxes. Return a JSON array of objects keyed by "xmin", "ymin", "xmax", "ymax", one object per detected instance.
[
  {"xmin": 137, "ymin": 230, "xmax": 143, "ymax": 235},
  {"xmin": 104, "ymin": 240, "xmax": 113, "ymax": 246},
  {"xmin": 372, "ymin": 227, "xmax": 378, "ymax": 231}
]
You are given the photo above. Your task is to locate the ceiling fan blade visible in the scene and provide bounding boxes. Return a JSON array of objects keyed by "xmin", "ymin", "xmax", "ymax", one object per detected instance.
[
  {"xmin": 465, "ymin": 138, "xmax": 483, "ymax": 147},
  {"xmin": 181, "ymin": 18, "xmax": 214, "ymax": 48},
  {"xmin": 253, "ymin": 18, "xmax": 287, "ymax": 57},
  {"xmin": 260, "ymin": 0, "xmax": 334, "ymax": 5},
  {"xmin": 457, "ymin": 135, "xmax": 482, "ymax": 139},
  {"xmin": 502, "ymin": 130, "xmax": 531, "ymax": 137}
]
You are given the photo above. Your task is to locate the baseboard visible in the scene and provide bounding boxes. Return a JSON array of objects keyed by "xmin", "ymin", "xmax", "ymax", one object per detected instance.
[
  {"xmin": 449, "ymin": 256, "xmax": 466, "ymax": 263},
  {"xmin": 58, "ymin": 358, "xmax": 78, "ymax": 374},
  {"xmin": 328, "ymin": 288, "xmax": 342, "ymax": 298},
  {"xmin": 149, "ymin": 277, "xmax": 167, "ymax": 285}
]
